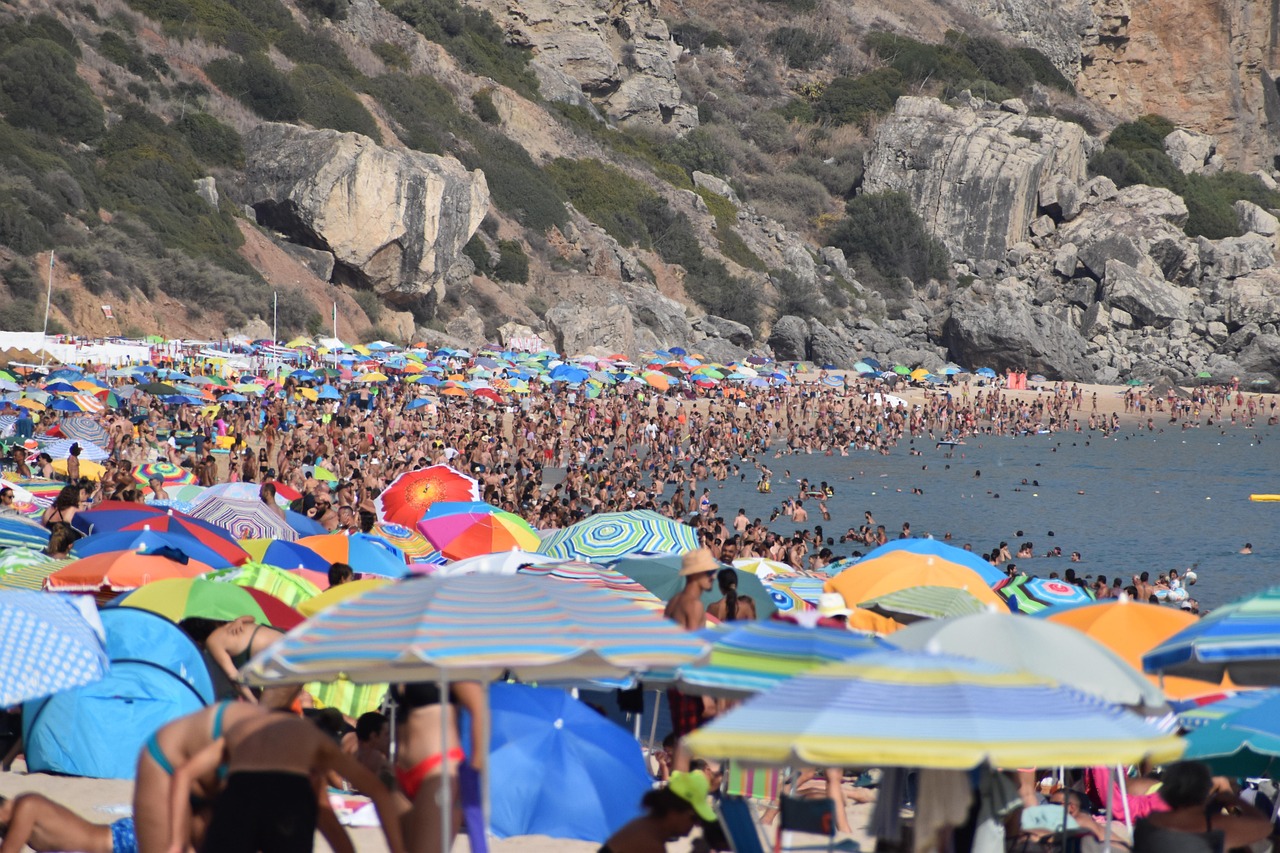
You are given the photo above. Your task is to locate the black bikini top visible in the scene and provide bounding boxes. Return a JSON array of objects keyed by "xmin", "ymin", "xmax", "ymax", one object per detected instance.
[{"xmin": 391, "ymin": 682, "xmax": 457, "ymax": 709}]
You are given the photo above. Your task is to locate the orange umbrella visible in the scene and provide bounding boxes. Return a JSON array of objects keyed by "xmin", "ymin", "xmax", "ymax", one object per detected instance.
[
  {"xmin": 1046, "ymin": 600, "xmax": 1238, "ymax": 701},
  {"xmin": 823, "ymin": 554, "xmax": 1003, "ymax": 610},
  {"xmin": 45, "ymin": 550, "xmax": 212, "ymax": 593}
]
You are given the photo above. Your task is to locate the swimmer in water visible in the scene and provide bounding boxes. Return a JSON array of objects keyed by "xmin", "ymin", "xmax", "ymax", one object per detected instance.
[{"xmin": 1240, "ymin": 543, "xmax": 1253, "ymax": 554}]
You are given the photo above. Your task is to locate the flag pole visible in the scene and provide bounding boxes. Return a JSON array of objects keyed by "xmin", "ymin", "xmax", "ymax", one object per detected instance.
[{"xmin": 41, "ymin": 251, "xmax": 54, "ymax": 365}]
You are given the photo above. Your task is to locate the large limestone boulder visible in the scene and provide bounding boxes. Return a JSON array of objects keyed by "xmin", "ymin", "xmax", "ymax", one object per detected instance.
[
  {"xmin": 243, "ymin": 124, "xmax": 489, "ymax": 300},
  {"xmin": 942, "ymin": 278, "xmax": 1096, "ymax": 380},
  {"xmin": 696, "ymin": 315, "xmax": 754, "ymax": 348},
  {"xmin": 1163, "ymin": 129, "xmax": 1222, "ymax": 174},
  {"xmin": 1059, "ymin": 186, "xmax": 1199, "ymax": 284},
  {"xmin": 1211, "ymin": 268, "xmax": 1280, "ymax": 328},
  {"xmin": 862, "ymin": 97, "xmax": 1090, "ymax": 263},
  {"xmin": 767, "ymin": 316, "xmax": 809, "ymax": 362},
  {"xmin": 471, "ymin": 0, "xmax": 696, "ymax": 134},
  {"xmin": 546, "ymin": 291, "xmax": 637, "ymax": 356},
  {"xmin": 1100, "ymin": 260, "xmax": 1189, "ymax": 327}
]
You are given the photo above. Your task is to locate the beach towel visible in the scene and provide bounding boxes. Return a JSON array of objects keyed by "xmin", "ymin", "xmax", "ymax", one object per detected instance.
[
  {"xmin": 1084, "ymin": 767, "xmax": 1168, "ymax": 820},
  {"xmin": 725, "ymin": 761, "xmax": 781, "ymax": 802}
]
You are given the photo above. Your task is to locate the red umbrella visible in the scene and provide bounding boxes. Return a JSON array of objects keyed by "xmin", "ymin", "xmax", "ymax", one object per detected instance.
[
  {"xmin": 375, "ymin": 465, "xmax": 480, "ymax": 528},
  {"xmin": 268, "ymin": 480, "xmax": 302, "ymax": 502},
  {"xmin": 118, "ymin": 513, "xmax": 246, "ymax": 566}
]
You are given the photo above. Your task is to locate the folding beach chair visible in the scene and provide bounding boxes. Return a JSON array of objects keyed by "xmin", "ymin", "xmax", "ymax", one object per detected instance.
[
  {"xmin": 776, "ymin": 794, "xmax": 859, "ymax": 852},
  {"xmin": 718, "ymin": 795, "xmax": 769, "ymax": 853}
]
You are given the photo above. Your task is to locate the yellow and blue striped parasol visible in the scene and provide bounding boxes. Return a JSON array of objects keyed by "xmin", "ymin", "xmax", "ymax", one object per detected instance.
[
  {"xmin": 686, "ymin": 649, "xmax": 1186, "ymax": 769},
  {"xmin": 1144, "ymin": 584, "xmax": 1280, "ymax": 686},
  {"xmin": 241, "ymin": 574, "xmax": 710, "ymax": 685},
  {"xmin": 537, "ymin": 510, "xmax": 698, "ymax": 561}
]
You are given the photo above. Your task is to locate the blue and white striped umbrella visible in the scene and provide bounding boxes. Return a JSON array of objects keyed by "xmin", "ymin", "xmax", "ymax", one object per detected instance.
[
  {"xmin": 0, "ymin": 516, "xmax": 51, "ymax": 551},
  {"xmin": 0, "ymin": 590, "xmax": 109, "ymax": 706},
  {"xmin": 1143, "ymin": 584, "xmax": 1280, "ymax": 686},
  {"xmin": 40, "ymin": 438, "xmax": 110, "ymax": 461},
  {"xmin": 686, "ymin": 649, "xmax": 1185, "ymax": 769},
  {"xmin": 58, "ymin": 417, "xmax": 109, "ymax": 447},
  {"xmin": 537, "ymin": 510, "xmax": 698, "ymax": 561},
  {"xmin": 242, "ymin": 574, "xmax": 710, "ymax": 685}
]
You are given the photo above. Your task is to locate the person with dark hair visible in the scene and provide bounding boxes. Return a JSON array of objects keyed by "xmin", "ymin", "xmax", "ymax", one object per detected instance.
[
  {"xmin": 179, "ymin": 617, "xmax": 292, "ymax": 707},
  {"xmin": 328, "ymin": 562, "xmax": 354, "ymax": 587},
  {"xmin": 598, "ymin": 772, "xmax": 716, "ymax": 853},
  {"xmin": 44, "ymin": 525, "xmax": 76, "ymax": 559},
  {"xmin": 1132, "ymin": 761, "xmax": 1272, "ymax": 853},
  {"xmin": 707, "ymin": 568, "xmax": 756, "ymax": 622},
  {"xmin": 341, "ymin": 711, "xmax": 393, "ymax": 793},
  {"xmin": 41, "ymin": 484, "xmax": 81, "ymax": 533},
  {"xmin": 0, "ymin": 792, "xmax": 135, "ymax": 853}
]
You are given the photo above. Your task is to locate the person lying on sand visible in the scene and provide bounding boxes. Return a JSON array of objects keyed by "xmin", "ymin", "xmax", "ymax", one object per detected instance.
[{"xmin": 0, "ymin": 792, "xmax": 136, "ymax": 853}]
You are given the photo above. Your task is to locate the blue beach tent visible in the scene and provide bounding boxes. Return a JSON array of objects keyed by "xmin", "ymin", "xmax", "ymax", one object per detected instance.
[{"xmin": 23, "ymin": 607, "xmax": 213, "ymax": 779}]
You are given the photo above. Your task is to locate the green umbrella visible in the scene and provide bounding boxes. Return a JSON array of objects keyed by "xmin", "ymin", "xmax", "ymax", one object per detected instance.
[
  {"xmin": 610, "ymin": 553, "xmax": 777, "ymax": 618},
  {"xmin": 1179, "ymin": 689, "xmax": 1280, "ymax": 776},
  {"xmin": 861, "ymin": 585, "xmax": 989, "ymax": 623},
  {"xmin": 138, "ymin": 381, "xmax": 180, "ymax": 396},
  {"xmin": 1125, "ymin": 379, "xmax": 1144, "ymax": 386},
  {"xmin": 892, "ymin": 365, "xmax": 911, "ymax": 375},
  {"xmin": 1196, "ymin": 371, "xmax": 1212, "ymax": 378}
]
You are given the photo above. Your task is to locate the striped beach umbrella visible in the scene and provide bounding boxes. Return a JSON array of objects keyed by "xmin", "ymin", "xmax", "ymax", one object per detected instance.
[
  {"xmin": 1143, "ymin": 584, "xmax": 1280, "ymax": 686},
  {"xmin": 670, "ymin": 621, "xmax": 884, "ymax": 698},
  {"xmin": 41, "ymin": 438, "xmax": 110, "ymax": 461},
  {"xmin": 0, "ymin": 549, "xmax": 71, "ymax": 591},
  {"xmin": 3, "ymin": 476, "xmax": 60, "ymax": 508},
  {"xmin": 370, "ymin": 522, "xmax": 435, "ymax": 560},
  {"xmin": 45, "ymin": 550, "xmax": 214, "ymax": 593},
  {"xmin": 1177, "ymin": 689, "xmax": 1280, "ymax": 776},
  {"xmin": 685, "ymin": 650, "xmax": 1186, "ymax": 769},
  {"xmin": 57, "ymin": 417, "xmax": 109, "ymax": 446},
  {"xmin": 71, "ymin": 528, "xmax": 248, "ymax": 570},
  {"xmin": 889, "ymin": 611, "xmax": 1167, "ymax": 712},
  {"xmin": 537, "ymin": 511, "xmax": 698, "ymax": 561},
  {"xmin": 204, "ymin": 562, "xmax": 322, "ymax": 609},
  {"xmin": 187, "ymin": 497, "xmax": 297, "ymax": 542},
  {"xmin": 297, "ymin": 578, "xmax": 391, "ymax": 618},
  {"xmin": 238, "ymin": 539, "xmax": 329, "ymax": 573},
  {"xmin": 375, "ymin": 465, "xmax": 480, "ymax": 528},
  {"xmin": 996, "ymin": 574, "xmax": 1094, "ymax": 614},
  {"xmin": 132, "ymin": 461, "xmax": 197, "ymax": 487},
  {"xmin": 295, "ymin": 534, "xmax": 408, "ymax": 579},
  {"xmin": 111, "ymin": 577, "xmax": 303, "ymax": 630},
  {"xmin": 862, "ymin": 585, "xmax": 990, "ymax": 623},
  {"xmin": 242, "ymin": 575, "xmax": 711, "ymax": 685},
  {"xmin": 0, "ymin": 516, "xmax": 50, "ymax": 551},
  {"xmin": 516, "ymin": 562, "xmax": 665, "ymax": 610},
  {"xmin": 194, "ymin": 483, "xmax": 291, "ymax": 508},
  {"xmin": 0, "ymin": 590, "xmax": 108, "ymax": 707}
]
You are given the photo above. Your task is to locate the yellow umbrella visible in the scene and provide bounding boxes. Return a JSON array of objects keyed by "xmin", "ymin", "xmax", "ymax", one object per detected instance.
[
  {"xmin": 286, "ymin": 337, "xmax": 311, "ymax": 348},
  {"xmin": 307, "ymin": 677, "xmax": 388, "ymax": 719},
  {"xmin": 358, "ymin": 372, "xmax": 389, "ymax": 382},
  {"xmin": 297, "ymin": 387, "xmax": 318, "ymax": 402},
  {"xmin": 909, "ymin": 368, "xmax": 930, "ymax": 381},
  {"xmin": 52, "ymin": 458, "xmax": 105, "ymax": 480},
  {"xmin": 298, "ymin": 578, "xmax": 390, "ymax": 617},
  {"xmin": 14, "ymin": 399, "xmax": 44, "ymax": 411}
]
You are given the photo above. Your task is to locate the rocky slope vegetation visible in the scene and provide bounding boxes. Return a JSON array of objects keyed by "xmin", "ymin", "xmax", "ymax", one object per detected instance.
[{"xmin": 0, "ymin": 0, "xmax": 1279, "ymax": 380}]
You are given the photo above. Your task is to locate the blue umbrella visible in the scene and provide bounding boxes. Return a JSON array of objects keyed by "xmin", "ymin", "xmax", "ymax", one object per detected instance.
[
  {"xmin": 975, "ymin": 367, "xmax": 997, "ymax": 378},
  {"xmin": 1179, "ymin": 689, "xmax": 1280, "ymax": 776},
  {"xmin": 1143, "ymin": 585, "xmax": 1280, "ymax": 686},
  {"xmin": 284, "ymin": 509, "xmax": 327, "ymax": 537},
  {"xmin": 316, "ymin": 385, "xmax": 341, "ymax": 400},
  {"xmin": 70, "ymin": 529, "xmax": 242, "ymax": 570},
  {"xmin": 49, "ymin": 398, "xmax": 82, "ymax": 412},
  {"xmin": 0, "ymin": 590, "xmax": 109, "ymax": 706},
  {"xmin": 217, "ymin": 393, "xmax": 247, "ymax": 402},
  {"xmin": 0, "ymin": 516, "xmax": 51, "ymax": 550},
  {"xmin": 461, "ymin": 682, "xmax": 652, "ymax": 841},
  {"xmin": 845, "ymin": 539, "xmax": 1007, "ymax": 587}
]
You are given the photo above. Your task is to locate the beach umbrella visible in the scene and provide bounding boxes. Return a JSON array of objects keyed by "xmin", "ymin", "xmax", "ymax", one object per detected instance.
[
  {"xmin": 432, "ymin": 550, "xmax": 563, "ymax": 577},
  {"xmin": 297, "ymin": 577, "xmax": 391, "ymax": 617},
  {"xmin": 0, "ymin": 515, "xmax": 51, "ymax": 550},
  {"xmin": 205, "ymin": 561, "xmax": 322, "ymax": 609},
  {"xmin": 306, "ymin": 676, "xmax": 389, "ymax": 720},
  {"xmin": 111, "ymin": 577, "xmax": 303, "ymax": 630},
  {"xmin": 513, "ymin": 562, "xmax": 666, "ymax": 613},
  {"xmin": 194, "ymin": 482, "xmax": 290, "ymax": 508},
  {"xmin": 889, "ymin": 611, "xmax": 1168, "ymax": 712},
  {"xmin": 1177, "ymin": 690, "xmax": 1280, "ymax": 776},
  {"xmin": 478, "ymin": 682, "xmax": 653, "ymax": 842},
  {"xmin": 110, "ymin": 510, "xmax": 244, "ymax": 558},
  {"xmin": 996, "ymin": 574, "xmax": 1094, "ymax": 614},
  {"xmin": 188, "ymin": 497, "xmax": 298, "ymax": 542},
  {"xmin": 370, "ymin": 522, "xmax": 435, "ymax": 560},
  {"xmin": 375, "ymin": 465, "xmax": 481, "ymax": 528},
  {"xmin": 840, "ymin": 539, "xmax": 1006, "ymax": 587},
  {"xmin": 42, "ymin": 438, "xmax": 110, "ymax": 461},
  {"xmin": 823, "ymin": 554, "xmax": 1005, "ymax": 612},
  {"xmin": 284, "ymin": 509, "xmax": 327, "ymax": 538},
  {"xmin": 0, "ymin": 550, "xmax": 73, "ymax": 592},
  {"xmin": 51, "ymin": 458, "xmax": 105, "ymax": 481},
  {"xmin": 1045, "ymin": 600, "xmax": 1234, "ymax": 702},
  {"xmin": 669, "ymin": 620, "xmax": 883, "ymax": 698},
  {"xmin": 861, "ymin": 585, "xmax": 991, "ymax": 623},
  {"xmin": 1143, "ymin": 584, "xmax": 1280, "ymax": 686},
  {"xmin": 612, "ymin": 553, "xmax": 778, "ymax": 619},
  {"xmin": 70, "ymin": 501, "xmax": 169, "ymax": 536},
  {"xmin": 45, "ymin": 550, "xmax": 214, "ymax": 593},
  {"xmin": 417, "ymin": 502, "xmax": 540, "ymax": 561},
  {"xmin": 0, "ymin": 590, "xmax": 109, "ymax": 707},
  {"xmin": 295, "ymin": 533, "xmax": 408, "ymax": 579},
  {"xmin": 71, "ymin": 528, "xmax": 248, "ymax": 570},
  {"xmin": 685, "ymin": 649, "xmax": 1185, "ymax": 769},
  {"xmin": 238, "ymin": 539, "xmax": 329, "ymax": 573},
  {"xmin": 730, "ymin": 557, "xmax": 793, "ymax": 581},
  {"xmin": 132, "ymin": 461, "xmax": 196, "ymax": 487},
  {"xmin": 538, "ymin": 511, "xmax": 698, "ymax": 562},
  {"xmin": 242, "ymin": 575, "xmax": 710, "ymax": 685},
  {"xmin": 975, "ymin": 367, "xmax": 997, "ymax": 378}
]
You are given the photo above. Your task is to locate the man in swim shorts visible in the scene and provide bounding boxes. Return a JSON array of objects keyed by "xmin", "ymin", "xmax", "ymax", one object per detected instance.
[{"xmin": 0, "ymin": 792, "xmax": 137, "ymax": 853}]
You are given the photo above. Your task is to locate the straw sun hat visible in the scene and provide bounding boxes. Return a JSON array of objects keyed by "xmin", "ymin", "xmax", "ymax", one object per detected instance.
[{"xmin": 678, "ymin": 547, "xmax": 719, "ymax": 576}]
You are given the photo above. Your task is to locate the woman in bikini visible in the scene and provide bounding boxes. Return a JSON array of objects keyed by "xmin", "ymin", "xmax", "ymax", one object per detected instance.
[
  {"xmin": 133, "ymin": 701, "xmax": 265, "ymax": 853},
  {"xmin": 391, "ymin": 681, "xmax": 487, "ymax": 853},
  {"xmin": 706, "ymin": 568, "xmax": 756, "ymax": 622},
  {"xmin": 41, "ymin": 485, "xmax": 81, "ymax": 540},
  {"xmin": 178, "ymin": 617, "xmax": 290, "ymax": 706}
]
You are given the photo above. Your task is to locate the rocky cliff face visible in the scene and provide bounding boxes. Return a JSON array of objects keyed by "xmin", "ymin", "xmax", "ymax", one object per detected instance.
[
  {"xmin": 863, "ymin": 97, "xmax": 1092, "ymax": 264},
  {"xmin": 240, "ymin": 123, "xmax": 489, "ymax": 303},
  {"xmin": 468, "ymin": 0, "xmax": 697, "ymax": 134}
]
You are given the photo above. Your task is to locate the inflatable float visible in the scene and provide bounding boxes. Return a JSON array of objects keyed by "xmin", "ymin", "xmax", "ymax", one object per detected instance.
[{"xmin": 1250, "ymin": 494, "xmax": 1280, "ymax": 501}]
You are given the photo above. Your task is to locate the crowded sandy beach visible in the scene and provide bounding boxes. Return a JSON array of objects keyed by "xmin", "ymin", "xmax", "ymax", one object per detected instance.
[{"xmin": 0, "ymin": 339, "xmax": 1278, "ymax": 853}]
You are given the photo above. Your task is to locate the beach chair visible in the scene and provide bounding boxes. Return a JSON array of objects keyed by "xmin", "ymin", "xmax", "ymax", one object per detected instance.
[
  {"xmin": 776, "ymin": 794, "xmax": 860, "ymax": 852},
  {"xmin": 718, "ymin": 795, "xmax": 769, "ymax": 853}
]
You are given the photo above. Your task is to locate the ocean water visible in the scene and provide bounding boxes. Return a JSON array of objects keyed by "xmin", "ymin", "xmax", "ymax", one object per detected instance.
[{"xmin": 712, "ymin": 423, "xmax": 1280, "ymax": 610}]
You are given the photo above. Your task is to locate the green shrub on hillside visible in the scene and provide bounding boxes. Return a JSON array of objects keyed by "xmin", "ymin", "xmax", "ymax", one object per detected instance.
[
  {"xmin": 276, "ymin": 25, "xmax": 359, "ymax": 81},
  {"xmin": 694, "ymin": 187, "xmax": 765, "ymax": 271},
  {"xmin": 372, "ymin": 41, "xmax": 411, "ymax": 70},
  {"xmin": 0, "ymin": 40, "xmax": 104, "ymax": 143},
  {"xmin": 291, "ymin": 64, "xmax": 381, "ymax": 140},
  {"xmin": 669, "ymin": 22, "xmax": 729, "ymax": 52},
  {"xmin": 206, "ymin": 54, "xmax": 302, "ymax": 121},
  {"xmin": 1014, "ymin": 47, "xmax": 1074, "ymax": 92},
  {"xmin": 297, "ymin": 0, "xmax": 350, "ymax": 20},
  {"xmin": 472, "ymin": 89, "xmax": 500, "ymax": 124},
  {"xmin": 551, "ymin": 103, "xmax": 693, "ymax": 189},
  {"xmin": 814, "ymin": 69, "xmax": 903, "ymax": 127},
  {"xmin": 463, "ymin": 233, "xmax": 491, "ymax": 273},
  {"xmin": 546, "ymin": 158, "xmax": 658, "ymax": 247},
  {"xmin": 276, "ymin": 287, "xmax": 323, "ymax": 337},
  {"xmin": 664, "ymin": 128, "xmax": 731, "ymax": 178},
  {"xmin": 0, "ymin": 14, "xmax": 80, "ymax": 56},
  {"xmin": 946, "ymin": 32, "xmax": 1034, "ymax": 91},
  {"xmin": 173, "ymin": 113, "xmax": 244, "ymax": 168},
  {"xmin": 98, "ymin": 31, "xmax": 159, "ymax": 80},
  {"xmin": 123, "ymin": 0, "xmax": 269, "ymax": 50},
  {"xmin": 1107, "ymin": 114, "xmax": 1175, "ymax": 152},
  {"xmin": 493, "ymin": 240, "xmax": 529, "ymax": 283},
  {"xmin": 378, "ymin": 0, "xmax": 539, "ymax": 97},
  {"xmin": 826, "ymin": 191, "xmax": 949, "ymax": 283},
  {"xmin": 865, "ymin": 32, "xmax": 977, "ymax": 88},
  {"xmin": 363, "ymin": 73, "xmax": 460, "ymax": 155},
  {"xmin": 768, "ymin": 27, "xmax": 832, "ymax": 70}
]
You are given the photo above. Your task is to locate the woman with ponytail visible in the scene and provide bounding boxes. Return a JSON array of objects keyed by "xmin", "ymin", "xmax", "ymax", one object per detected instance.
[{"xmin": 707, "ymin": 568, "xmax": 756, "ymax": 622}]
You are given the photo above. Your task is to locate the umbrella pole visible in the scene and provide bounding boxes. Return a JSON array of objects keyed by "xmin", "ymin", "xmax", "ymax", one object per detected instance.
[
  {"xmin": 1103, "ymin": 766, "xmax": 1114, "ymax": 853},
  {"xmin": 388, "ymin": 696, "xmax": 398, "ymax": 765},
  {"xmin": 647, "ymin": 689, "xmax": 661, "ymax": 753},
  {"xmin": 440, "ymin": 674, "xmax": 452, "ymax": 853},
  {"xmin": 1117, "ymin": 766, "xmax": 1132, "ymax": 830}
]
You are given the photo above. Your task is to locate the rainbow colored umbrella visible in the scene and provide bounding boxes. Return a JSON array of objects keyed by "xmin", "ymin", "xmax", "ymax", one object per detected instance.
[
  {"xmin": 370, "ymin": 522, "xmax": 435, "ymax": 560},
  {"xmin": 375, "ymin": 465, "xmax": 480, "ymax": 528},
  {"xmin": 417, "ymin": 502, "xmax": 540, "ymax": 561},
  {"xmin": 685, "ymin": 649, "xmax": 1185, "ymax": 769},
  {"xmin": 0, "ymin": 549, "xmax": 71, "ymax": 591},
  {"xmin": 111, "ymin": 577, "xmax": 303, "ymax": 629},
  {"xmin": 1144, "ymin": 584, "xmax": 1280, "ymax": 686},
  {"xmin": 204, "ymin": 562, "xmax": 322, "ymax": 609},
  {"xmin": 243, "ymin": 575, "xmax": 711, "ymax": 684},
  {"xmin": 239, "ymin": 539, "xmax": 329, "ymax": 572},
  {"xmin": 132, "ymin": 461, "xmax": 197, "ymax": 487},
  {"xmin": 996, "ymin": 574, "xmax": 1095, "ymax": 614},
  {"xmin": 295, "ymin": 533, "xmax": 408, "ymax": 578},
  {"xmin": 45, "ymin": 550, "xmax": 213, "ymax": 593},
  {"xmin": 537, "ymin": 511, "xmax": 698, "ymax": 561}
]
